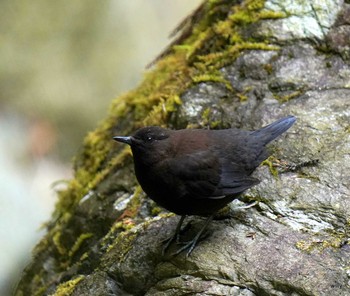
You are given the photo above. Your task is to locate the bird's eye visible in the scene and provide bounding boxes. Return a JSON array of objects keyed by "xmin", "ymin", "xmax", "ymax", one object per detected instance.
[{"xmin": 146, "ymin": 136, "xmax": 153, "ymax": 142}]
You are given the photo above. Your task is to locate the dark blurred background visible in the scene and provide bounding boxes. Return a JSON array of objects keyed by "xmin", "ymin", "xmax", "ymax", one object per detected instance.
[{"xmin": 0, "ymin": 1, "xmax": 201, "ymax": 294}]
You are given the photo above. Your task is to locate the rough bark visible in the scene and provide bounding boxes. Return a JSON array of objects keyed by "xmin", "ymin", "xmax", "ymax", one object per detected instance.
[{"xmin": 15, "ymin": 0, "xmax": 350, "ymax": 295}]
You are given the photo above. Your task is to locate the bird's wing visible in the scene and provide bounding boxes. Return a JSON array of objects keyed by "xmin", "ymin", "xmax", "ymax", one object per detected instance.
[
  {"xmin": 163, "ymin": 151, "xmax": 259, "ymax": 200},
  {"xmin": 216, "ymin": 160, "xmax": 260, "ymax": 196}
]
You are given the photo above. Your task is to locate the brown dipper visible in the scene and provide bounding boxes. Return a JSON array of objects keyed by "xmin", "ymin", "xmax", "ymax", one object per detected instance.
[{"xmin": 114, "ymin": 115, "xmax": 296, "ymax": 256}]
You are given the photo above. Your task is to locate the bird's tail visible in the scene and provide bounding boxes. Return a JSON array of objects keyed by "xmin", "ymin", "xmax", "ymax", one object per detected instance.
[{"xmin": 251, "ymin": 115, "xmax": 296, "ymax": 145}]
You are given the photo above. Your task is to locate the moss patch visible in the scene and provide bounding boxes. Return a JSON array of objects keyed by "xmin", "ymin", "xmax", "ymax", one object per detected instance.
[
  {"xmin": 50, "ymin": 276, "xmax": 84, "ymax": 296},
  {"xmin": 68, "ymin": 233, "xmax": 94, "ymax": 258},
  {"xmin": 261, "ymin": 156, "xmax": 280, "ymax": 178},
  {"xmin": 296, "ymin": 236, "xmax": 345, "ymax": 253}
]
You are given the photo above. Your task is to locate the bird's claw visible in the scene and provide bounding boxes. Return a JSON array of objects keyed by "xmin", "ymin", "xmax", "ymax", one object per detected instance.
[
  {"xmin": 172, "ymin": 239, "xmax": 198, "ymax": 257},
  {"xmin": 162, "ymin": 234, "xmax": 179, "ymax": 255}
]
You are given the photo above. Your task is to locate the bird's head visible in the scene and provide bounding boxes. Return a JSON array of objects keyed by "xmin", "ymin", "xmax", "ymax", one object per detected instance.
[{"xmin": 113, "ymin": 126, "xmax": 172, "ymax": 165}]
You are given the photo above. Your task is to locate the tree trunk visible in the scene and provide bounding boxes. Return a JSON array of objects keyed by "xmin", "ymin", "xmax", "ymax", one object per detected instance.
[{"xmin": 15, "ymin": 0, "xmax": 350, "ymax": 295}]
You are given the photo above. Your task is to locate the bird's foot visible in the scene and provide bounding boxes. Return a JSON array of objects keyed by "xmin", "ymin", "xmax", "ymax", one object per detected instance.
[
  {"xmin": 162, "ymin": 221, "xmax": 192, "ymax": 254},
  {"xmin": 173, "ymin": 238, "xmax": 198, "ymax": 257},
  {"xmin": 172, "ymin": 215, "xmax": 214, "ymax": 257},
  {"xmin": 162, "ymin": 235, "xmax": 176, "ymax": 255},
  {"xmin": 172, "ymin": 231, "xmax": 209, "ymax": 257},
  {"xmin": 162, "ymin": 216, "xmax": 189, "ymax": 255}
]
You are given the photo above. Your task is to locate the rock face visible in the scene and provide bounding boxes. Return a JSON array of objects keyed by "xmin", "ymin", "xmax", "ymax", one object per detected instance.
[{"xmin": 15, "ymin": 1, "xmax": 350, "ymax": 295}]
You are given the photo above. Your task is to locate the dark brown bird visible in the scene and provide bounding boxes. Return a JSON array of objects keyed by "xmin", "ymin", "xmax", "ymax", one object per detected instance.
[{"xmin": 113, "ymin": 115, "xmax": 296, "ymax": 256}]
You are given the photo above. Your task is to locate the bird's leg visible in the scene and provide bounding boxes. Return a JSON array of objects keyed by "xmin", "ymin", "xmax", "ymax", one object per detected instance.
[
  {"xmin": 162, "ymin": 215, "xmax": 186, "ymax": 255},
  {"xmin": 173, "ymin": 214, "xmax": 214, "ymax": 257}
]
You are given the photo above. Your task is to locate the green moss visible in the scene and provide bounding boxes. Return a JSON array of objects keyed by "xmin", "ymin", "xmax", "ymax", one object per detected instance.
[
  {"xmin": 258, "ymin": 10, "xmax": 287, "ymax": 19},
  {"xmin": 34, "ymin": 287, "xmax": 47, "ymax": 296},
  {"xmin": 32, "ymin": 273, "xmax": 48, "ymax": 296},
  {"xmin": 199, "ymin": 107, "xmax": 225, "ymax": 129},
  {"xmin": 296, "ymin": 236, "xmax": 345, "ymax": 253},
  {"xmin": 52, "ymin": 231, "xmax": 66, "ymax": 256},
  {"xmin": 79, "ymin": 252, "xmax": 89, "ymax": 261},
  {"xmin": 263, "ymin": 63, "xmax": 273, "ymax": 74},
  {"xmin": 296, "ymin": 222, "xmax": 350, "ymax": 253},
  {"xmin": 100, "ymin": 186, "xmax": 143, "ymax": 250},
  {"xmin": 51, "ymin": 276, "xmax": 84, "ymax": 296},
  {"xmin": 236, "ymin": 93, "xmax": 248, "ymax": 101},
  {"xmin": 201, "ymin": 107, "xmax": 211, "ymax": 123},
  {"xmin": 274, "ymin": 90, "xmax": 303, "ymax": 103},
  {"xmin": 200, "ymin": 107, "xmax": 213, "ymax": 127},
  {"xmin": 68, "ymin": 233, "xmax": 93, "ymax": 258},
  {"xmin": 104, "ymin": 213, "xmax": 175, "ymax": 262},
  {"xmin": 295, "ymin": 240, "xmax": 311, "ymax": 252},
  {"xmin": 126, "ymin": 185, "xmax": 143, "ymax": 216},
  {"xmin": 192, "ymin": 72, "xmax": 233, "ymax": 91},
  {"xmin": 296, "ymin": 172, "xmax": 320, "ymax": 182},
  {"xmin": 106, "ymin": 230, "xmax": 138, "ymax": 261},
  {"xmin": 151, "ymin": 206, "xmax": 163, "ymax": 216},
  {"xmin": 261, "ymin": 156, "xmax": 280, "ymax": 178}
]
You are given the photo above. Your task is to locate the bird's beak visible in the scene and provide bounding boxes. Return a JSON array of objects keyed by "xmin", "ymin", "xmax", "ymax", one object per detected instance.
[{"xmin": 113, "ymin": 136, "xmax": 132, "ymax": 145}]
